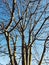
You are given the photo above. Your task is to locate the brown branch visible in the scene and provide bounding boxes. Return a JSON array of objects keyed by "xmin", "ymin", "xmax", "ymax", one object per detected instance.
[
  {"xmin": 9, "ymin": 0, "xmax": 41, "ymax": 32},
  {"xmin": 35, "ymin": 16, "xmax": 49, "ymax": 37},
  {"xmin": 38, "ymin": 36, "xmax": 49, "ymax": 65},
  {"xmin": 9, "ymin": 17, "xmax": 23, "ymax": 32},
  {"xmin": 5, "ymin": 0, "xmax": 16, "ymax": 30},
  {"xmin": 30, "ymin": 3, "xmax": 49, "ymax": 33},
  {"xmin": 28, "ymin": 16, "xmax": 49, "ymax": 48}
]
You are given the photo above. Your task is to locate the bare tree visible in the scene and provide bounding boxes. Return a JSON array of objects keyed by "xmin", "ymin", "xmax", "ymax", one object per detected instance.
[{"xmin": 0, "ymin": 0, "xmax": 49, "ymax": 65}]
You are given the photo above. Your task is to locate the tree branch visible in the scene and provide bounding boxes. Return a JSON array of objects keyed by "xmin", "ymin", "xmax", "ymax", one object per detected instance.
[{"xmin": 38, "ymin": 36, "xmax": 49, "ymax": 65}]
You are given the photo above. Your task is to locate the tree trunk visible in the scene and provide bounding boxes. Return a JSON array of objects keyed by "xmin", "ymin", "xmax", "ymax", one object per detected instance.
[
  {"xmin": 5, "ymin": 32, "xmax": 15, "ymax": 65},
  {"xmin": 26, "ymin": 46, "xmax": 28, "ymax": 65},
  {"xmin": 29, "ymin": 46, "xmax": 32, "ymax": 65},
  {"xmin": 13, "ymin": 42, "xmax": 18, "ymax": 65},
  {"xmin": 22, "ymin": 31, "xmax": 26, "ymax": 65}
]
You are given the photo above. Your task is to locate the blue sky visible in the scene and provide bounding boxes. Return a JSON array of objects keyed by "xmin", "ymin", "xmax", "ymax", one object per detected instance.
[{"xmin": 0, "ymin": 0, "xmax": 49, "ymax": 65}]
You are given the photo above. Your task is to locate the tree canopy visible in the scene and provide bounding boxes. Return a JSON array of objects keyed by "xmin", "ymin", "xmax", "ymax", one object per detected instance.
[{"xmin": 0, "ymin": 0, "xmax": 49, "ymax": 65}]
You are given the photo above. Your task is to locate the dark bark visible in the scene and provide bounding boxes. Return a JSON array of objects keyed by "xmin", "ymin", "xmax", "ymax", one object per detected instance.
[{"xmin": 22, "ymin": 30, "xmax": 26, "ymax": 65}]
